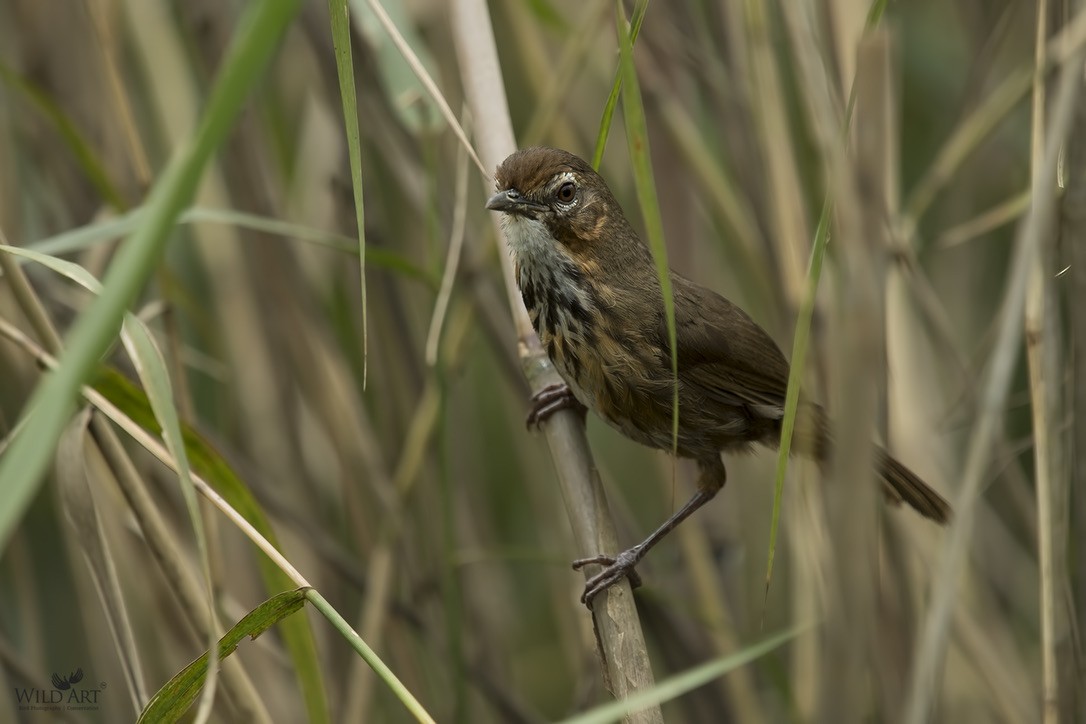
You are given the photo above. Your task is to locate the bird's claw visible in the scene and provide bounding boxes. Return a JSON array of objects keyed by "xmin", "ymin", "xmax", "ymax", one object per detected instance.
[
  {"xmin": 572, "ymin": 547, "xmax": 644, "ymax": 607},
  {"xmin": 526, "ymin": 383, "xmax": 585, "ymax": 429}
]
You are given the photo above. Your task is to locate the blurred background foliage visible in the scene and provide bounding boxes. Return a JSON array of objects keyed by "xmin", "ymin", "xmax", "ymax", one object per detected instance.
[{"xmin": 0, "ymin": 0, "xmax": 1081, "ymax": 722}]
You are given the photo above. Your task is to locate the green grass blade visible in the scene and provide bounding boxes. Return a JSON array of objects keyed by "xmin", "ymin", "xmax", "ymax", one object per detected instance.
[
  {"xmin": 0, "ymin": 245, "xmax": 105, "ymax": 294},
  {"xmin": 591, "ymin": 0, "xmax": 648, "ymax": 169},
  {"xmin": 558, "ymin": 625, "xmax": 805, "ymax": 724},
  {"xmin": 763, "ymin": 201, "xmax": 831, "ymax": 592},
  {"xmin": 305, "ymin": 588, "xmax": 437, "ymax": 724},
  {"xmin": 615, "ymin": 2, "xmax": 678, "ymax": 451},
  {"xmin": 26, "ymin": 208, "xmax": 434, "ymax": 287},
  {"xmin": 0, "ymin": 0, "xmax": 301, "ymax": 553},
  {"xmin": 327, "ymin": 0, "xmax": 369, "ymax": 388}
]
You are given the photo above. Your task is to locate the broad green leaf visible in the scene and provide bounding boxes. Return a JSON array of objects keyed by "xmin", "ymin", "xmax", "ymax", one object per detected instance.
[{"xmin": 137, "ymin": 590, "xmax": 309, "ymax": 723}]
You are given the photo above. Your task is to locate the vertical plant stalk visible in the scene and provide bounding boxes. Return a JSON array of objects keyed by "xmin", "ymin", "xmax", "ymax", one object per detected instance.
[
  {"xmin": 1065, "ymin": 6, "xmax": 1086, "ymax": 720},
  {"xmin": 1026, "ymin": 3, "xmax": 1072, "ymax": 722},
  {"xmin": 904, "ymin": 38, "xmax": 1086, "ymax": 724},
  {"xmin": 820, "ymin": 30, "xmax": 893, "ymax": 722},
  {"xmin": 451, "ymin": 0, "xmax": 661, "ymax": 718}
]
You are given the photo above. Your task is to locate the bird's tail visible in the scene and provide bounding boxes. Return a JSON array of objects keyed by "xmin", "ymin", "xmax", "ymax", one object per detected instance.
[
  {"xmin": 876, "ymin": 448, "xmax": 951, "ymax": 524},
  {"xmin": 792, "ymin": 403, "xmax": 952, "ymax": 524}
]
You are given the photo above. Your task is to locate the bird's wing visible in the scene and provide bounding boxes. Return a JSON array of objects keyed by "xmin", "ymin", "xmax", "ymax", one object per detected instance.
[{"xmin": 666, "ymin": 274, "xmax": 791, "ymax": 412}]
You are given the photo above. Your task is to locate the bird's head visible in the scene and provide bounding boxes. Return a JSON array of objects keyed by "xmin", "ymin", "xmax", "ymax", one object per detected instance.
[{"xmin": 486, "ymin": 147, "xmax": 628, "ymax": 260}]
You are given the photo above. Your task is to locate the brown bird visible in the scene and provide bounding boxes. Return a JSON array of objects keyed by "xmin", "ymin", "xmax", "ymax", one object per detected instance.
[{"xmin": 486, "ymin": 147, "xmax": 950, "ymax": 606}]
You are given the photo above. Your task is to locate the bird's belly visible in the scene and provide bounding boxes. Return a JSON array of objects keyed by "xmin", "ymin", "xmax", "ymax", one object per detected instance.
[
  {"xmin": 548, "ymin": 335, "xmax": 716, "ymax": 455},
  {"xmin": 549, "ymin": 335, "xmax": 769, "ymax": 457},
  {"xmin": 563, "ymin": 371, "xmax": 668, "ymax": 450}
]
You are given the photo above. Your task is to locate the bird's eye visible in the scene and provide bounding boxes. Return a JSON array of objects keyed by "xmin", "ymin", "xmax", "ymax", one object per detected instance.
[{"xmin": 556, "ymin": 181, "xmax": 576, "ymax": 203}]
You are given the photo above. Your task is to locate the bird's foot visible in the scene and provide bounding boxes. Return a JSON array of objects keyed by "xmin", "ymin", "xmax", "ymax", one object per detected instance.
[
  {"xmin": 526, "ymin": 383, "xmax": 585, "ymax": 429},
  {"xmin": 572, "ymin": 546, "xmax": 644, "ymax": 607}
]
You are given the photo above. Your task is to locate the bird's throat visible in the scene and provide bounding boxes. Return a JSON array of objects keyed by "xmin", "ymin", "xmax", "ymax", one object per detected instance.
[{"xmin": 504, "ymin": 216, "xmax": 598, "ymax": 354}]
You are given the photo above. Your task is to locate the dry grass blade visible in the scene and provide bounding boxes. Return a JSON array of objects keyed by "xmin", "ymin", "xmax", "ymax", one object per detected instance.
[
  {"xmin": 741, "ymin": 0, "xmax": 811, "ymax": 305},
  {"xmin": 57, "ymin": 408, "xmax": 148, "ymax": 715},
  {"xmin": 426, "ymin": 114, "xmax": 471, "ymax": 365},
  {"xmin": 362, "ymin": 0, "xmax": 486, "ymax": 176},
  {"xmin": 935, "ymin": 191, "xmax": 1031, "ymax": 249}
]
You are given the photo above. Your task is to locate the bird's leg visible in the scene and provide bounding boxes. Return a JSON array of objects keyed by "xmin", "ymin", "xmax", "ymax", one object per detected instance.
[
  {"xmin": 572, "ymin": 456, "xmax": 727, "ymax": 607},
  {"xmin": 526, "ymin": 383, "xmax": 586, "ymax": 428}
]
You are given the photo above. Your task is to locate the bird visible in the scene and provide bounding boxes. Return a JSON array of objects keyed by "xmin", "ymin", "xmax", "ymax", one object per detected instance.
[{"xmin": 486, "ymin": 146, "xmax": 950, "ymax": 606}]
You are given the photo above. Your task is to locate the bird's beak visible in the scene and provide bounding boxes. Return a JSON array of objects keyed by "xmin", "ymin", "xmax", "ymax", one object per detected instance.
[{"xmin": 486, "ymin": 189, "xmax": 542, "ymax": 215}]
